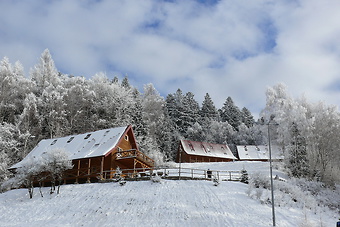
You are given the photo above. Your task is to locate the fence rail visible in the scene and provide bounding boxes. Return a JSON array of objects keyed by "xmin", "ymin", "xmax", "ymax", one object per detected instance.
[{"xmin": 100, "ymin": 167, "xmax": 242, "ymax": 182}]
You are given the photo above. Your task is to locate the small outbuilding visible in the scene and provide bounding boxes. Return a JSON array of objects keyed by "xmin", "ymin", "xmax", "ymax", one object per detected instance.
[
  {"xmin": 176, "ymin": 140, "xmax": 237, "ymax": 163},
  {"xmin": 10, "ymin": 125, "xmax": 154, "ymax": 184},
  {"xmin": 236, "ymin": 145, "xmax": 283, "ymax": 161}
]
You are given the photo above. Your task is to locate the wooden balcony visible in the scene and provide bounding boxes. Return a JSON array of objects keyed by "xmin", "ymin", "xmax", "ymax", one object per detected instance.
[{"xmin": 115, "ymin": 149, "xmax": 154, "ymax": 167}]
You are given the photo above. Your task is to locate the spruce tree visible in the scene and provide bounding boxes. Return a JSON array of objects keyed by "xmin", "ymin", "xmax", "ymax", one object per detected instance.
[
  {"xmin": 220, "ymin": 97, "xmax": 242, "ymax": 130},
  {"xmin": 287, "ymin": 122, "xmax": 309, "ymax": 178},
  {"xmin": 201, "ymin": 93, "xmax": 218, "ymax": 121},
  {"xmin": 241, "ymin": 107, "xmax": 255, "ymax": 128}
]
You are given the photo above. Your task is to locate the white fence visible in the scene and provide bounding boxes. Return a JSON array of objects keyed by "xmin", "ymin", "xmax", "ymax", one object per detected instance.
[{"xmin": 102, "ymin": 167, "xmax": 242, "ymax": 181}]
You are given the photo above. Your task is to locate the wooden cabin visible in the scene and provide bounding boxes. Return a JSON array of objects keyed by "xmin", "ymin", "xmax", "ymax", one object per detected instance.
[
  {"xmin": 10, "ymin": 125, "xmax": 154, "ymax": 184},
  {"xmin": 176, "ymin": 140, "xmax": 237, "ymax": 163},
  {"xmin": 236, "ymin": 145, "xmax": 284, "ymax": 161}
]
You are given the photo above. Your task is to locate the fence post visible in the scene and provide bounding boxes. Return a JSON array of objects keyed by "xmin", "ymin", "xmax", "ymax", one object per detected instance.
[
  {"xmin": 229, "ymin": 171, "xmax": 231, "ymax": 181},
  {"xmin": 191, "ymin": 169, "xmax": 194, "ymax": 179}
]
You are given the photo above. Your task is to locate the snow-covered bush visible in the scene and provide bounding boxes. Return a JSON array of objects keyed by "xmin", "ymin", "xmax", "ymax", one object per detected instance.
[
  {"xmin": 151, "ymin": 173, "xmax": 161, "ymax": 183},
  {"xmin": 293, "ymin": 178, "xmax": 340, "ymax": 211},
  {"xmin": 247, "ymin": 172, "xmax": 339, "ymax": 212},
  {"xmin": 213, "ymin": 178, "xmax": 219, "ymax": 186},
  {"xmin": 1, "ymin": 157, "xmax": 42, "ymax": 198},
  {"xmin": 248, "ymin": 172, "xmax": 271, "ymax": 189},
  {"xmin": 1, "ymin": 148, "xmax": 72, "ymax": 197}
]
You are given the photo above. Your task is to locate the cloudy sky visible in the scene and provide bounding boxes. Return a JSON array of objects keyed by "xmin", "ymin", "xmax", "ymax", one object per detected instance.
[{"xmin": 1, "ymin": 0, "xmax": 340, "ymax": 117}]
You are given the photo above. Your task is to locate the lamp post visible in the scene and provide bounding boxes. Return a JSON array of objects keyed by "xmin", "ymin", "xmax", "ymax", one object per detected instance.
[{"xmin": 267, "ymin": 122, "xmax": 278, "ymax": 227}]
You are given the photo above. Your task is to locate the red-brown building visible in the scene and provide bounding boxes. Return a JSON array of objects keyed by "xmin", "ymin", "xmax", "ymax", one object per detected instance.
[
  {"xmin": 10, "ymin": 125, "xmax": 154, "ymax": 183},
  {"xmin": 176, "ymin": 140, "xmax": 237, "ymax": 163}
]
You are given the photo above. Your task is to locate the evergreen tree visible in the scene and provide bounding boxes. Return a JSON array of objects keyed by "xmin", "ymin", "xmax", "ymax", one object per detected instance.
[
  {"xmin": 241, "ymin": 107, "xmax": 255, "ymax": 128},
  {"xmin": 240, "ymin": 168, "xmax": 249, "ymax": 184},
  {"xmin": 181, "ymin": 92, "xmax": 200, "ymax": 136},
  {"xmin": 287, "ymin": 122, "xmax": 309, "ymax": 178},
  {"xmin": 121, "ymin": 75, "xmax": 131, "ymax": 89},
  {"xmin": 200, "ymin": 93, "xmax": 218, "ymax": 121},
  {"xmin": 220, "ymin": 97, "xmax": 242, "ymax": 130}
]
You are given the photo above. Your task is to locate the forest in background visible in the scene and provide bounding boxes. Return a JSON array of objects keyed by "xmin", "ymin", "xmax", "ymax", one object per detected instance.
[{"xmin": 0, "ymin": 49, "xmax": 339, "ymax": 185}]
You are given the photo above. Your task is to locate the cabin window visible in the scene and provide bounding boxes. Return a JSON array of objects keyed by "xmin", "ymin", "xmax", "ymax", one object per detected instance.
[
  {"xmin": 221, "ymin": 146, "xmax": 225, "ymax": 150},
  {"xmin": 84, "ymin": 134, "xmax": 91, "ymax": 139},
  {"xmin": 244, "ymin": 146, "xmax": 247, "ymax": 151},
  {"xmin": 201, "ymin": 144, "xmax": 207, "ymax": 153},
  {"xmin": 50, "ymin": 139, "xmax": 57, "ymax": 145},
  {"xmin": 117, "ymin": 147, "xmax": 123, "ymax": 152},
  {"xmin": 104, "ymin": 130, "xmax": 110, "ymax": 136},
  {"xmin": 67, "ymin": 137, "xmax": 74, "ymax": 143},
  {"xmin": 256, "ymin": 146, "xmax": 260, "ymax": 151},
  {"xmin": 124, "ymin": 135, "xmax": 129, "ymax": 141},
  {"xmin": 188, "ymin": 143, "xmax": 194, "ymax": 151}
]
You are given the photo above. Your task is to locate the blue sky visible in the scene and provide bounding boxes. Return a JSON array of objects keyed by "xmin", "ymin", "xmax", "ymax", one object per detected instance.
[{"xmin": 1, "ymin": 0, "xmax": 340, "ymax": 117}]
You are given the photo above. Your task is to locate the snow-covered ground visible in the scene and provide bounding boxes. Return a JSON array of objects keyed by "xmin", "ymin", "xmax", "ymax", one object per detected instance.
[{"xmin": 0, "ymin": 162, "xmax": 338, "ymax": 227}]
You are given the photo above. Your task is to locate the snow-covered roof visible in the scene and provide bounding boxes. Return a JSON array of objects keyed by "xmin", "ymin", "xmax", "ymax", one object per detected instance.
[
  {"xmin": 180, "ymin": 140, "xmax": 237, "ymax": 160},
  {"xmin": 236, "ymin": 145, "xmax": 284, "ymax": 161},
  {"xmin": 11, "ymin": 126, "xmax": 129, "ymax": 169}
]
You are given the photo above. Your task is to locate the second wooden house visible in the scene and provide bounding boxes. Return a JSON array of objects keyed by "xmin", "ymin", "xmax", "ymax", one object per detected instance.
[{"xmin": 176, "ymin": 139, "xmax": 237, "ymax": 163}]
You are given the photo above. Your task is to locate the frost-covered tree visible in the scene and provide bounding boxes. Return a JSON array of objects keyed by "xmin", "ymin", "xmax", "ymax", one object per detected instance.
[
  {"xmin": 42, "ymin": 148, "xmax": 73, "ymax": 194},
  {"xmin": 63, "ymin": 76, "xmax": 95, "ymax": 134},
  {"xmin": 0, "ymin": 123, "xmax": 20, "ymax": 171},
  {"xmin": 30, "ymin": 49, "xmax": 61, "ymax": 95},
  {"xmin": 187, "ymin": 122, "xmax": 205, "ymax": 142},
  {"xmin": 261, "ymin": 83, "xmax": 340, "ymax": 184},
  {"xmin": 0, "ymin": 57, "xmax": 30, "ymax": 124},
  {"xmin": 205, "ymin": 120, "xmax": 235, "ymax": 144},
  {"xmin": 140, "ymin": 84, "xmax": 166, "ymax": 163},
  {"xmin": 3, "ymin": 157, "xmax": 42, "ymax": 198},
  {"xmin": 234, "ymin": 123, "xmax": 254, "ymax": 145}
]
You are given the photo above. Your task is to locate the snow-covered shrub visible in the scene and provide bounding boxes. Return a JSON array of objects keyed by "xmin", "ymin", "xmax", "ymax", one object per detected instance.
[
  {"xmin": 151, "ymin": 173, "xmax": 161, "ymax": 183},
  {"xmin": 247, "ymin": 172, "xmax": 339, "ymax": 212},
  {"xmin": 240, "ymin": 168, "xmax": 249, "ymax": 184},
  {"xmin": 293, "ymin": 178, "xmax": 340, "ymax": 211},
  {"xmin": 249, "ymin": 172, "xmax": 270, "ymax": 189},
  {"xmin": 213, "ymin": 178, "xmax": 220, "ymax": 186}
]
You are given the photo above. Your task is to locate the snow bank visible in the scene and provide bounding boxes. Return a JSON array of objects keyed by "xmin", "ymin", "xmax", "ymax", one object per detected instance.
[{"xmin": 0, "ymin": 162, "xmax": 338, "ymax": 227}]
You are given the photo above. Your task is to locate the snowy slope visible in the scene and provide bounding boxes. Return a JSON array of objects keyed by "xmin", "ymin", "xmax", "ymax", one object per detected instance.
[{"xmin": 0, "ymin": 162, "xmax": 337, "ymax": 227}]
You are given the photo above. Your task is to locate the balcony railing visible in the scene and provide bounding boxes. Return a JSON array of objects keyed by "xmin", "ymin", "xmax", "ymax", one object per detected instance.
[{"xmin": 115, "ymin": 149, "xmax": 155, "ymax": 166}]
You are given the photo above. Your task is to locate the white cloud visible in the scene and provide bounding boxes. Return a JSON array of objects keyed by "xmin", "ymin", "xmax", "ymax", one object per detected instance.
[{"xmin": 0, "ymin": 0, "xmax": 340, "ymax": 117}]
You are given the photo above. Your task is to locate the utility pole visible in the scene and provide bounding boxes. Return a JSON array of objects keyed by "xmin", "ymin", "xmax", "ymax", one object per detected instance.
[{"xmin": 267, "ymin": 122, "xmax": 277, "ymax": 226}]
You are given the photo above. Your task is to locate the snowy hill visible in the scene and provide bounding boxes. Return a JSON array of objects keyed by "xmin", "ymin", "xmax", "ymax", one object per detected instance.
[{"xmin": 0, "ymin": 162, "xmax": 338, "ymax": 227}]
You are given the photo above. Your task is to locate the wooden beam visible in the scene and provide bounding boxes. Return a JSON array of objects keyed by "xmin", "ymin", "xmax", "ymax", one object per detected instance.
[
  {"xmin": 100, "ymin": 156, "xmax": 104, "ymax": 180},
  {"xmin": 76, "ymin": 160, "xmax": 80, "ymax": 184},
  {"xmin": 87, "ymin": 158, "xmax": 91, "ymax": 183}
]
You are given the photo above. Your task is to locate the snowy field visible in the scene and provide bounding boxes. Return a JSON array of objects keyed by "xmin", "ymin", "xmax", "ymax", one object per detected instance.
[{"xmin": 0, "ymin": 162, "xmax": 338, "ymax": 227}]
